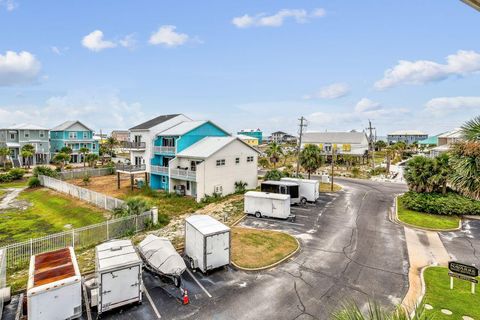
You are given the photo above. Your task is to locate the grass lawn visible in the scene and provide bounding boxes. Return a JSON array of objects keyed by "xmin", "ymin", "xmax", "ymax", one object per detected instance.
[
  {"xmin": 0, "ymin": 179, "xmax": 28, "ymax": 189},
  {"xmin": 424, "ymin": 267, "xmax": 480, "ymax": 319},
  {"xmin": 319, "ymin": 182, "xmax": 342, "ymax": 192},
  {"xmin": 232, "ymin": 227, "xmax": 298, "ymax": 269},
  {"xmin": 397, "ymin": 196, "xmax": 460, "ymax": 230},
  {"xmin": 0, "ymin": 188, "xmax": 107, "ymax": 246}
]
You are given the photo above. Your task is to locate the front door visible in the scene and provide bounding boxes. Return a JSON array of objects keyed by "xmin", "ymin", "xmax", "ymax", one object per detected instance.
[{"xmin": 191, "ymin": 182, "xmax": 197, "ymax": 197}]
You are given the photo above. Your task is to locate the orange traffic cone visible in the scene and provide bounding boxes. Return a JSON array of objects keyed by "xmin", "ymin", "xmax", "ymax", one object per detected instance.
[{"xmin": 183, "ymin": 289, "xmax": 189, "ymax": 305}]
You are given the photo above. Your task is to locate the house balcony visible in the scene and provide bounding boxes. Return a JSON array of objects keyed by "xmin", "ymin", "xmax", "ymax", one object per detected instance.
[
  {"xmin": 123, "ymin": 141, "xmax": 146, "ymax": 150},
  {"xmin": 170, "ymin": 168, "xmax": 197, "ymax": 182},
  {"xmin": 153, "ymin": 146, "xmax": 176, "ymax": 155},
  {"xmin": 151, "ymin": 165, "xmax": 169, "ymax": 175},
  {"xmin": 115, "ymin": 163, "xmax": 147, "ymax": 173}
]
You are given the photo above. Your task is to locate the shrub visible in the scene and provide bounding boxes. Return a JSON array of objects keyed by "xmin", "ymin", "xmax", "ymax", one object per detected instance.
[
  {"xmin": 0, "ymin": 173, "xmax": 13, "ymax": 183},
  {"xmin": 8, "ymin": 168, "xmax": 25, "ymax": 180},
  {"xmin": 234, "ymin": 181, "xmax": 248, "ymax": 193},
  {"xmin": 33, "ymin": 166, "xmax": 58, "ymax": 178},
  {"xmin": 401, "ymin": 191, "xmax": 480, "ymax": 216},
  {"xmin": 82, "ymin": 174, "xmax": 91, "ymax": 186},
  {"xmin": 28, "ymin": 177, "xmax": 41, "ymax": 188},
  {"xmin": 263, "ymin": 169, "xmax": 286, "ymax": 181},
  {"xmin": 201, "ymin": 193, "xmax": 222, "ymax": 204}
]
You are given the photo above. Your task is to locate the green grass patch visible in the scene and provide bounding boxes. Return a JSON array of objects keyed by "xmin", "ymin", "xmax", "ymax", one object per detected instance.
[
  {"xmin": 0, "ymin": 179, "xmax": 28, "ymax": 188},
  {"xmin": 232, "ymin": 227, "xmax": 298, "ymax": 269},
  {"xmin": 319, "ymin": 182, "xmax": 342, "ymax": 192},
  {"xmin": 397, "ymin": 196, "xmax": 460, "ymax": 230},
  {"xmin": 424, "ymin": 266, "xmax": 480, "ymax": 319},
  {"xmin": 0, "ymin": 188, "xmax": 107, "ymax": 246}
]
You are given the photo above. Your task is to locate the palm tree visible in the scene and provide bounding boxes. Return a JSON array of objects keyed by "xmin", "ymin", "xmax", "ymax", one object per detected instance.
[
  {"xmin": 85, "ymin": 153, "xmax": 99, "ymax": 167},
  {"xmin": 404, "ymin": 156, "xmax": 436, "ymax": 193},
  {"xmin": 0, "ymin": 147, "xmax": 10, "ymax": 170},
  {"xmin": 385, "ymin": 146, "xmax": 395, "ymax": 174},
  {"xmin": 461, "ymin": 115, "xmax": 480, "ymax": 141},
  {"xmin": 432, "ymin": 153, "xmax": 451, "ymax": 194},
  {"xmin": 21, "ymin": 144, "xmax": 35, "ymax": 169},
  {"xmin": 105, "ymin": 136, "xmax": 119, "ymax": 156},
  {"xmin": 52, "ymin": 152, "xmax": 70, "ymax": 171},
  {"xmin": 375, "ymin": 140, "xmax": 387, "ymax": 151},
  {"xmin": 266, "ymin": 142, "xmax": 284, "ymax": 169},
  {"xmin": 60, "ymin": 146, "xmax": 73, "ymax": 155},
  {"xmin": 79, "ymin": 147, "xmax": 90, "ymax": 168},
  {"xmin": 300, "ymin": 144, "xmax": 323, "ymax": 179}
]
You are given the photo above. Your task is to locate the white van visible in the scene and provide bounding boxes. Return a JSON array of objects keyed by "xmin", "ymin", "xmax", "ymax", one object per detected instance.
[
  {"xmin": 244, "ymin": 191, "xmax": 294, "ymax": 221},
  {"xmin": 281, "ymin": 178, "xmax": 320, "ymax": 204}
]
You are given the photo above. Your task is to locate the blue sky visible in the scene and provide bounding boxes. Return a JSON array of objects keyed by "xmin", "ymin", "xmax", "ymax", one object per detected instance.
[{"xmin": 0, "ymin": 0, "xmax": 479, "ymax": 136}]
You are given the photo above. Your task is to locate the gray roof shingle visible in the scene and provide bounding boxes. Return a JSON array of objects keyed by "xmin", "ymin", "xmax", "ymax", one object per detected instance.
[{"xmin": 129, "ymin": 114, "xmax": 180, "ymax": 130}]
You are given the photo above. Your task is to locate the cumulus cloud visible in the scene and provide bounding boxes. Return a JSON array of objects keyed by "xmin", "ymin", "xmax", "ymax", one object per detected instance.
[
  {"xmin": 354, "ymin": 98, "xmax": 382, "ymax": 113},
  {"xmin": 232, "ymin": 8, "xmax": 326, "ymax": 28},
  {"xmin": 0, "ymin": 51, "xmax": 41, "ymax": 86},
  {"xmin": 0, "ymin": 90, "xmax": 146, "ymax": 131},
  {"xmin": 374, "ymin": 50, "xmax": 480, "ymax": 90},
  {"xmin": 149, "ymin": 25, "xmax": 190, "ymax": 47},
  {"xmin": 304, "ymin": 83, "xmax": 350, "ymax": 100},
  {"xmin": 426, "ymin": 96, "xmax": 480, "ymax": 114},
  {"xmin": 0, "ymin": 0, "xmax": 17, "ymax": 11},
  {"xmin": 82, "ymin": 30, "xmax": 117, "ymax": 52}
]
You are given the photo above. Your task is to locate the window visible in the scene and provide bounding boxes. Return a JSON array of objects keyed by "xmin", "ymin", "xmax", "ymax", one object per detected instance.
[
  {"xmin": 24, "ymin": 130, "xmax": 30, "ymax": 138},
  {"xmin": 92, "ymin": 143, "xmax": 96, "ymax": 150},
  {"xmin": 186, "ymin": 181, "xmax": 190, "ymax": 191},
  {"xmin": 214, "ymin": 185, "xmax": 223, "ymax": 194},
  {"xmin": 216, "ymin": 159, "xmax": 226, "ymax": 166},
  {"xmin": 161, "ymin": 176, "xmax": 167, "ymax": 183},
  {"xmin": 9, "ymin": 133, "xmax": 15, "ymax": 140},
  {"xmin": 39, "ymin": 131, "xmax": 45, "ymax": 138},
  {"xmin": 247, "ymin": 156, "xmax": 254, "ymax": 162},
  {"xmin": 235, "ymin": 157, "xmax": 240, "ymax": 164},
  {"xmin": 83, "ymin": 132, "xmax": 88, "ymax": 139},
  {"xmin": 69, "ymin": 132, "xmax": 77, "ymax": 139}
]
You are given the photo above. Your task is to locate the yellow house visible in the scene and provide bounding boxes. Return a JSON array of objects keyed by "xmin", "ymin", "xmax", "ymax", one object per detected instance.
[{"xmin": 237, "ymin": 134, "xmax": 259, "ymax": 146}]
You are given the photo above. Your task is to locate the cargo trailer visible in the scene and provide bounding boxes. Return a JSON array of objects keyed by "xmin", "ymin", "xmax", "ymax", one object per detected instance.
[
  {"xmin": 95, "ymin": 239, "xmax": 143, "ymax": 314},
  {"xmin": 27, "ymin": 247, "xmax": 82, "ymax": 320},
  {"xmin": 244, "ymin": 191, "xmax": 294, "ymax": 221},
  {"xmin": 138, "ymin": 235, "xmax": 186, "ymax": 287},
  {"xmin": 281, "ymin": 177, "xmax": 320, "ymax": 204},
  {"xmin": 260, "ymin": 180, "xmax": 300, "ymax": 204},
  {"xmin": 184, "ymin": 215, "xmax": 230, "ymax": 273}
]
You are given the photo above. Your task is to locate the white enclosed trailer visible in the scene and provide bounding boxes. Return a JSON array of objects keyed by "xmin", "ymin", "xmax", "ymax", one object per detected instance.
[
  {"xmin": 260, "ymin": 180, "xmax": 300, "ymax": 204},
  {"xmin": 185, "ymin": 215, "xmax": 230, "ymax": 273},
  {"xmin": 244, "ymin": 191, "xmax": 293, "ymax": 220},
  {"xmin": 281, "ymin": 177, "xmax": 320, "ymax": 203},
  {"xmin": 27, "ymin": 247, "xmax": 82, "ymax": 320},
  {"xmin": 95, "ymin": 239, "xmax": 142, "ymax": 314}
]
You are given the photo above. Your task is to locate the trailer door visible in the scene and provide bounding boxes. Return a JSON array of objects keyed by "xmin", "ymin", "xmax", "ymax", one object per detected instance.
[
  {"xmin": 206, "ymin": 233, "xmax": 229, "ymax": 270},
  {"xmin": 101, "ymin": 266, "xmax": 140, "ymax": 312}
]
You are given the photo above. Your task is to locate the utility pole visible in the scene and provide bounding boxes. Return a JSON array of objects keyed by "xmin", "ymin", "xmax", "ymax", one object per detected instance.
[
  {"xmin": 366, "ymin": 120, "xmax": 376, "ymax": 170},
  {"xmin": 296, "ymin": 116, "xmax": 307, "ymax": 177}
]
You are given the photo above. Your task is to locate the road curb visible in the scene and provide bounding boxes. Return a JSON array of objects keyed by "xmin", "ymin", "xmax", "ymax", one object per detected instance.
[
  {"xmin": 393, "ymin": 196, "xmax": 462, "ymax": 232},
  {"xmin": 230, "ymin": 214, "xmax": 247, "ymax": 227},
  {"xmin": 231, "ymin": 236, "xmax": 301, "ymax": 272}
]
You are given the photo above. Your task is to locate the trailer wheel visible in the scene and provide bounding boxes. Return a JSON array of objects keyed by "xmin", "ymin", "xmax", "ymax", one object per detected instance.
[
  {"xmin": 173, "ymin": 276, "xmax": 182, "ymax": 288},
  {"xmin": 255, "ymin": 212, "xmax": 262, "ymax": 218},
  {"xmin": 300, "ymin": 197, "xmax": 307, "ymax": 205},
  {"xmin": 189, "ymin": 257, "xmax": 196, "ymax": 270}
]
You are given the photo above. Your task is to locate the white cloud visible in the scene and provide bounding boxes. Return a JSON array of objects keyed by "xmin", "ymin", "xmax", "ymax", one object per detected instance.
[
  {"xmin": 51, "ymin": 46, "xmax": 69, "ymax": 56},
  {"xmin": 232, "ymin": 8, "xmax": 326, "ymax": 28},
  {"xmin": 426, "ymin": 96, "xmax": 480, "ymax": 114},
  {"xmin": 354, "ymin": 98, "xmax": 382, "ymax": 113},
  {"xmin": 0, "ymin": 0, "xmax": 17, "ymax": 11},
  {"xmin": 119, "ymin": 34, "xmax": 136, "ymax": 49},
  {"xmin": 82, "ymin": 30, "xmax": 117, "ymax": 52},
  {"xmin": 149, "ymin": 25, "xmax": 190, "ymax": 47},
  {"xmin": 0, "ymin": 90, "xmax": 146, "ymax": 131},
  {"xmin": 0, "ymin": 51, "xmax": 41, "ymax": 86},
  {"xmin": 374, "ymin": 50, "xmax": 480, "ymax": 90},
  {"xmin": 304, "ymin": 83, "xmax": 350, "ymax": 100}
]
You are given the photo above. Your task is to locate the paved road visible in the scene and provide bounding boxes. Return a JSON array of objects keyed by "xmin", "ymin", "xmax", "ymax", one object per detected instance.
[{"xmin": 440, "ymin": 219, "xmax": 480, "ymax": 267}]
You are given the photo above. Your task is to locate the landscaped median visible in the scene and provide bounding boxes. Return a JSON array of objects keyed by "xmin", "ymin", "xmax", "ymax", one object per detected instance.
[
  {"xmin": 319, "ymin": 182, "xmax": 342, "ymax": 193},
  {"xmin": 231, "ymin": 227, "xmax": 299, "ymax": 270},
  {"xmin": 423, "ymin": 266, "xmax": 480, "ymax": 320}
]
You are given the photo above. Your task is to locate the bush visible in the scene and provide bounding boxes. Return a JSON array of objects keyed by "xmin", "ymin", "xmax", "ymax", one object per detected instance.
[
  {"xmin": 28, "ymin": 177, "xmax": 41, "ymax": 188},
  {"xmin": 8, "ymin": 168, "xmax": 25, "ymax": 180},
  {"xmin": 33, "ymin": 166, "xmax": 58, "ymax": 178},
  {"xmin": 263, "ymin": 169, "xmax": 286, "ymax": 181},
  {"xmin": 82, "ymin": 174, "xmax": 91, "ymax": 186},
  {"xmin": 234, "ymin": 181, "xmax": 248, "ymax": 193},
  {"xmin": 0, "ymin": 173, "xmax": 13, "ymax": 183},
  {"xmin": 401, "ymin": 191, "xmax": 480, "ymax": 216}
]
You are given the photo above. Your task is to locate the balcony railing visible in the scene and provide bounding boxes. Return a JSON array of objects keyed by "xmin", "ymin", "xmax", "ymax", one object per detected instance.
[
  {"xmin": 151, "ymin": 165, "xmax": 169, "ymax": 175},
  {"xmin": 115, "ymin": 164, "xmax": 146, "ymax": 173},
  {"xmin": 170, "ymin": 168, "xmax": 196, "ymax": 181},
  {"xmin": 153, "ymin": 146, "xmax": 176, "ymax": 154},
  {"xmin": 123, "ymin": 141, "xmax": 146, "ymax": 149}
]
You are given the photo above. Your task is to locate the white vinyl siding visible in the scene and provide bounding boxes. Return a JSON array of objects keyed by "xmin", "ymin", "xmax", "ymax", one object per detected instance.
[{"xmin": 216, "ymin": 159, "xmax": 226, "ymax": 167}]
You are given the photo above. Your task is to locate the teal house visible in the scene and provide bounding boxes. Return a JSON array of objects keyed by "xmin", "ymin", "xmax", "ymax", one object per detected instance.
[
  {"xmin": 150, "ymin": 120, "xmax": 230, "ymax": 190},
  {"xmin": 50, "ymin": 120, "xmax": 99, "ymax": 163},
  {"xmin": 237, "ymin": 129, "xmax": 263, "ymax": 144}
]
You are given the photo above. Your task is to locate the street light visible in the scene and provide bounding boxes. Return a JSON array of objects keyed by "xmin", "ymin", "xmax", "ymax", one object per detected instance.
[{"xmin": 461, "ymin": 0, "xmax": 480, "ymax": 11}]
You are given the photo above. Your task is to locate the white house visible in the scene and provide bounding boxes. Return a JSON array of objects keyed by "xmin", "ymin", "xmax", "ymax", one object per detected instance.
[
  {"xmin": 126, "ymin": 114, "xmax": 192, "ymax": 171},
  {"xmin": 168, "ymin": 136, "xmax": 259, "ymax": 201},
  {"xmin": 302, "ymin": 131, "xmax": 369, "ymax": 156}
]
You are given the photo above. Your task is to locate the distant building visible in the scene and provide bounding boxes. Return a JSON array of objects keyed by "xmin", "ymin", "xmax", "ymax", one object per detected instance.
[
  {"xmin": 237, "ymin": 134, "xmax": 259, "ymax": 146},
  {"xmin": 111, "ymin": 130, "xmax": 130, "ymax": 143},
  {"xmin": 50, "ymin": 120, "xmax": 99, "ymax": 163},
  {"xmin": 237, "ymin": 129, "xmax": 263, "ymax": 144},
  {"xmin": 0, "ymin": 123, "xmax": 50, "ymax": 166},
  {"xmin": 387, "ymin": 130, "xmax": 428, "ymax": 145},
  {"xmin": 302, "ymin": 131, "xmax": 369, "ymax": 156},
  {"xmin": 429, "ymin": 128, "xmax": 463, "ymax": 157},
  {"xmin": 271, "ymin": 131, "xmax": 297, "ymax": 144}
]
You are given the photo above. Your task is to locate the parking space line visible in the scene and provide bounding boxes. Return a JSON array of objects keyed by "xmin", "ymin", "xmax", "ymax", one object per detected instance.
[
  {"xmin": 143, "ymin": 284, "xmax": 162, "ymax": 319},
  {"xmin": 186, "ymin": 268, "xmax": 213, "ymax": 298}
]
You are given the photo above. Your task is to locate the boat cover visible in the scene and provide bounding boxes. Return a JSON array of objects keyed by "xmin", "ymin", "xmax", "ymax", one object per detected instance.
[{"xmin": 138, "ymin": 235, "xmax": 186, "ymax": 276}]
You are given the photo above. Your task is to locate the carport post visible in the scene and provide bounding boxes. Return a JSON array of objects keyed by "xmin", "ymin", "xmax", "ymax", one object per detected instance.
[
  {"xmin": 131, "ymin": 174, "xmax": 134, "ymax": 191},
  {"xmin": 117, "ymin": 171, "xmax": 120, "ymax": 189},
  {"xmin": 145, "ymin": 172, "xmax": 148, "ymax": 185}
]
